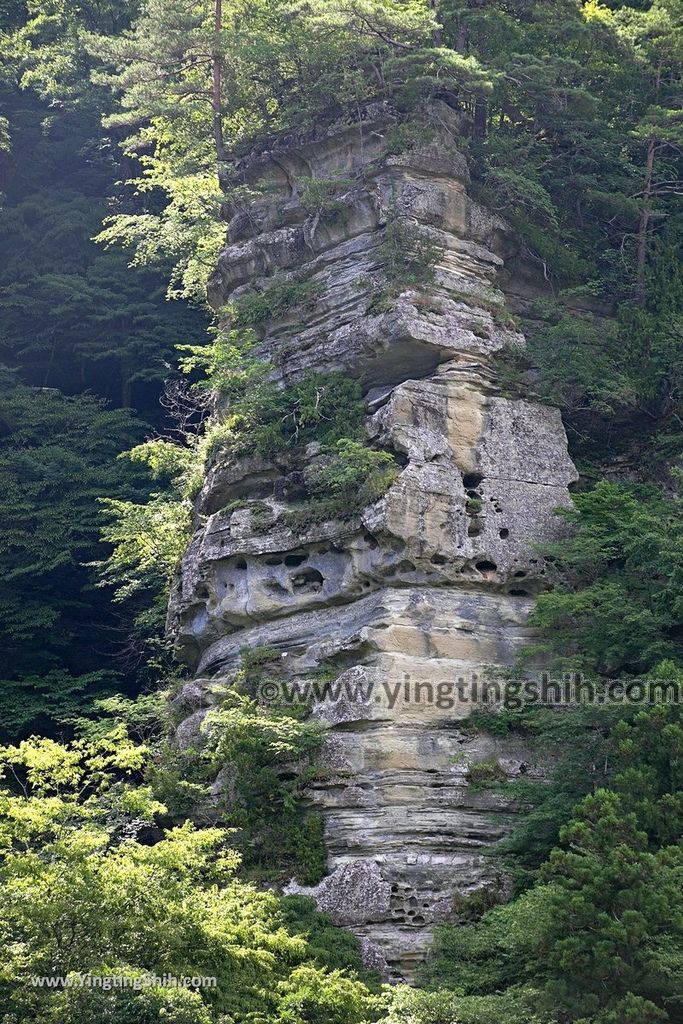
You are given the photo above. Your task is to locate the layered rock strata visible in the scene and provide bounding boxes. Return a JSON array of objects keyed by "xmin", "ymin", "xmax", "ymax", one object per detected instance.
[{"xmin": 169, "ymin": 101, "xmax": 578, "ymax": 978}]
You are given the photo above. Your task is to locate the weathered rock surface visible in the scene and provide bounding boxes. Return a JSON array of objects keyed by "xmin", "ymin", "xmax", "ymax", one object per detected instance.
[{"xmin": 169, "ymin": 101, "xmax": 578, "ymax": 979}]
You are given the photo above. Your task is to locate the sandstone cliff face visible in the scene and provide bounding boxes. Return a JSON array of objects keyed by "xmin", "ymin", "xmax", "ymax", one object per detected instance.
[{"xmin": 169, "ymin": 101, "xmax": 578, "ymax": 979}]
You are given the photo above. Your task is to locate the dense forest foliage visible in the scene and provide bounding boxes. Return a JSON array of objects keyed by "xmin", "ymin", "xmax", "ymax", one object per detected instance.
[{"xmin": 0, "ymin": 1, "xmax": 682, "ymax": 1022}]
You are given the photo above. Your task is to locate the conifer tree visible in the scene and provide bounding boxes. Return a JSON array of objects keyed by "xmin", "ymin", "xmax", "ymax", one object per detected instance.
[{"xmin": 0, "ymin": 371, "xmax": 146, "ymax": 735}]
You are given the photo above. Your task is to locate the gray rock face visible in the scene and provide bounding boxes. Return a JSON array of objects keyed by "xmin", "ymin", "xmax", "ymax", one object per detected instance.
[{"xmin": 169, "ymin": 101, "xmax": 578, "ymax": 979}]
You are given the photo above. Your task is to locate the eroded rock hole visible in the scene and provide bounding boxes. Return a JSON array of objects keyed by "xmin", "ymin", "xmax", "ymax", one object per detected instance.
[
  {"xmin": 265, "ymin": 556, "xmax": 283, "ymax": 566},
  {"xmin": 431, "ymin": 553, "xmax": 447, "ymax": 565},
  {"xmin": 476, "ymin": 560, "xmax": 497, "ymax": 572},
  {"xmin": 292, "ymin": 568, "xmax": 324, "ymax": 591},
  {"xmin": 235, "ymin": 558, "xmax": 247, "ymax": 570},
  {"xmin": 462, "ymin": 473, "xmax": 483, "ymax": 488},
  {"xmin": 509, "ymin": 588, "xmax": 529, "ymax": 596},
  {"xmin": 284, "ymin": 553, "xmax": 307, "ymax": 567},
  {"xmin": 363, "ymin": 532, "xmax": 379, "ymax": 549},
  {"xmin": 264, "ymin": 580, "xmax": 288, "ymax": 595},
  {"xmin": 395, "ymin": 560, "xmax": 416, "ymax": 574},
  {"xmin": 499, "ymin": 528, "xmax": 509, "ymax": 539}
]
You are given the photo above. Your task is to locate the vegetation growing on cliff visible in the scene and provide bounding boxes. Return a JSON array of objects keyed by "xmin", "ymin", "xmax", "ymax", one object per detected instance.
[
  {"xmin": 375, "ymin": 210, "xmax": 444, "ymax": 296},
  {"xmin": 1, "ymin": 0, "xmax": 682, "ymax": 1022}
]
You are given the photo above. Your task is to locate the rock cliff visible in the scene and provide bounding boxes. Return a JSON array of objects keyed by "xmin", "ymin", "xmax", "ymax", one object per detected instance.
[{"xmin": 169, "ymin": 101, "xmax": 578, "ymax": 979}]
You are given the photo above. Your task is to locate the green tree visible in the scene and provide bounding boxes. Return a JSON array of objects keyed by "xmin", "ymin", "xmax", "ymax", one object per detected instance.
[
  {"xmin": 528, "ymin": 480, "xmax": 683, "ymax": 675},
  {"xmin": 421, "ymin": 704, "xmax": 683, "ymax": 1023},
  {"xmin": 0, "ymin": 370, "xmax": 147, "ymax": 735},
  {"xmin": 0, "ymin": 729, "xmax": 382, "ymax": 1023},
  {"xmin": 86, "ymin": 0, "xmax": 489, "ymax": 297},
  {"xmin": 617, "ymin": 0, "xmax": 683, "ymax": 300},
  {"xmin": 0, "ymin": 0, "xmax": 207, "ymax": 404}
]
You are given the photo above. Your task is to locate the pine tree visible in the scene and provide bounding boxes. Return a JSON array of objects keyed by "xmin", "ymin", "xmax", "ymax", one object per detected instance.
[
  {"xmin": 617, "ymin": 0, "xmax": 683, "ymax": 300},
  {"xmin": 0, "ymin": 370, "xmax": 146, "ymax": 735}
]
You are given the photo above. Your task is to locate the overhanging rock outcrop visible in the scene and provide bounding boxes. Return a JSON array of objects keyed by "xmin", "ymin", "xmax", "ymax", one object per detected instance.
[{"xmin": 169, "ymin": 101, "xmax": 578, "ymax": 979}]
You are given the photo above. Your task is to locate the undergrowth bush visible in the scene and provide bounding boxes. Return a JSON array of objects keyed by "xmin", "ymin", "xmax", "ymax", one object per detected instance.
[
  {"xmin": 285, "ymin": 439, "xmax": 399, "ymax": 528},
  {"xmin": 300, "ymin": 176, "xmax": 355, "ymax": 223},
  {"xmin": 149, "ymin": 686, "xmax": 327, "ymax": 884},
  {"xmin": 384, "ymin": 121, "xmax": 434, "ymax": 155},
  {"xmin": 376, "ymin": 208, "xmax": 442, "ymax": 295},
  {"xmin": 230, "ymin": 279, "xmax": 322, "ymax": 327}
]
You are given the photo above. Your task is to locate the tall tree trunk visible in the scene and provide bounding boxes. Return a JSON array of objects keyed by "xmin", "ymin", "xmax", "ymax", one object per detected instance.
[
  {"xmin": 455, "ymin": 19, "xmax": 467, "ymax": 55},
  {"xmin": 212, "ymin": 0, "xmax": 225, "ymax": 165},
  {"xmin": 473, "ymin": 96, "xmax": 488, "ymax": 141},
  {"xmin": 429, "ymin": 0, "xmax": 442, "ymax": 46},
  {"xmin": 636, "ymin": 137, "xmax": 656, "ymax": 305}
]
